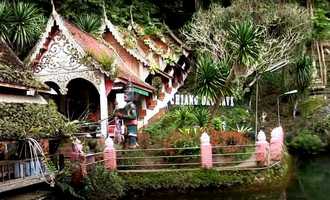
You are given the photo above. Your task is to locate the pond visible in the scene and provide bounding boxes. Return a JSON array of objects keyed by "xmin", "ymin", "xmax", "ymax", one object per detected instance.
[
  {"xmin": 138, "ymin": 155, "xmax": 330, "ymax": 200},
  {"xmin": 2, "ymin": 155, "xmax": 330, "ymax": 200}
]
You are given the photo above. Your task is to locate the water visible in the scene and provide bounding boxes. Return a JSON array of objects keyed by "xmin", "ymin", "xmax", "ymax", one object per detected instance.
[
  {"xmin": 2, "ymin": 156, "xmax": 330, "ymax": 200},
  {"xmin": 139, "ymin": 155, "xmax": 330, "ymax": 200}
]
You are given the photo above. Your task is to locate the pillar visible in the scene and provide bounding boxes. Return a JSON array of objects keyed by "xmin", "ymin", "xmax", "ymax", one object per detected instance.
[
  {"xmin": 103, "ymin": 138, "xmax": 117, "ymax": 170},
  {"xmin": 256, "ymin": 130, "xmax": 269, "ymax": 166},
  {"xmin": 200, "ymin": 132, "xmax": 213, "ymax": 169},
  {"xmin": 71, "ymin": 138, "xmax": 86, "ymax": 185},
  {"xmin": 270, "ymin": 127, "xmax": 284, "ymax": 161},
  {"xmin": 99, "ymin": 75, "xmax": 109, "ymax": 138}
]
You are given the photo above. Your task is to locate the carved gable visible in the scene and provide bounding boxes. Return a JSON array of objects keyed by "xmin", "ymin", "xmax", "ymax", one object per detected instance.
[{"xmin": 34, "ymin": 31, "xmax": 102, "ymax": 94}]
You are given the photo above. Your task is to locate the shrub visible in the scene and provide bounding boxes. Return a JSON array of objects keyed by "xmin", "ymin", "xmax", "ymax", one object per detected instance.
[
  {"xmin": 212, "ymin": 117, "xmax": 225, "ymax": 131},
  {"xmin": 288, "ymin": 129, "xmax": 324, "ymax": 155},
  {"xmin": 299, "ymin": 96, "xmax": 326, "ymax": 117},
  {"xmin": 210, "ymin": 130, "xmax": 249, "ymax": 153},
  {"xmin": 172, "ymin": 106, "xmax": 195, "ymax": 128},
  {"xmin": 137, "ymin": 132, "xmax": 151, "ymax": 149},
  {"xmin": 84, "ymin": 165, "xmax": 125, "ymax": 200},
  {"xmin": 213, "ymin": 107, "xmax": 253, "ymax": 132},
  {"xmin": 192, "ymin": 107, "xmax": 210, "ymax": 128},
  {"xmin": 0, "ymin": 101, "xmax": 77, "ymax": 140},
  {"xmin": 162, "ymin": 128, "xmax": 201, "ymax": 161}
]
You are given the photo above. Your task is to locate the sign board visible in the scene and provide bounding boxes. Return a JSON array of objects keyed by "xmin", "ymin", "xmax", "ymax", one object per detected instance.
[{"xmin": 170, "ymin": 94, "xmax": 234, "ymax": 107}]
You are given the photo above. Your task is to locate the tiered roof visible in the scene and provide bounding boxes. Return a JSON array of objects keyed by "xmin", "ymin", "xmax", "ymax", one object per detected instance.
[
  {"xmin": 27, "ymin": 10, "xmax": 154, "ymax": 93},
  {"xmin": 0, "ymin": 41, "xmax": 45, "ymax": 90}
]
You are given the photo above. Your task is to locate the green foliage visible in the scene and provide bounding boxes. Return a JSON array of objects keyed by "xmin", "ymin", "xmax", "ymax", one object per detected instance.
[
  {"xmin": 0, "ymin": 101, "xmax": 77, "ymax": 140},
  {"xmin": 123, "ymin": 164, "xmax": 288, "ymax": 193},
  {"xmin": 212, "ymin": 117, "xmax": 225, "ymax": 131},
  {"xmin": 57, "ymin": 0, "xmax": 104, "ymax": 20},
  {"xmin": 295, "ymin": 55, "xmax": 314, "ymax": 94},
  {"xmin": 0, "ymin": 63, "xmax": 44, "ymax": 88},
  {"xmin": 151, "ymin": 76, "xmax": 162, "ymax": 96},
  {"xmin": 194, "ymin": 53, "xmax": 230, "ymax": 101},
  {"xmin": 313, "ymin": 9, "xmax": 330, "ymax": 40},
  {"xmin": 192, "ymin": 107, "xmax": 210, "ymax": 127},
  {"xmin": 0, "ymin": 1, "xmax": 45, "ymax": 56},
  {"xmin": 74, "ymin": 14, "xmax": 102, "ymax": 36},
  {"xmin": 172, "ymin": 106, "xmax": 195, "ymax": 128},
  {"xmin": 98, "ymin": 53, "xmax": 117, "ymax": 75},
  {"xmin": 288, "ymin": 129, "xmax": 324, "ymax": 155},
  {"xmin": 227, "ymin": 20, "xmax": 263, "ymax": 67},
  {"xmin": 105, "ymin": 0, "xmax": 161, "ymax": 31},
  {"xmin": 213, "ymin": 107, "xmax": 253, "ymax": 132},
  {"xmin": 84, "ymin": 165, "xmax": 125, "ymax": 200},
  {"xmin": 299, "ymin": 96, "xmax": 326, "ymax": 117}
]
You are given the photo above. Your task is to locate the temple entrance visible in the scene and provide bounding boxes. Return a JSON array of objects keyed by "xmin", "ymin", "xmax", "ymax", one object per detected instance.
[{"xmin": 66, "ymin": 78, "xmax": 100, "ymax": 121}]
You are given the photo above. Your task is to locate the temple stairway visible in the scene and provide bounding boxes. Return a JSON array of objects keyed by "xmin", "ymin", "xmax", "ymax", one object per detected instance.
[{"xmin": 138, "ymin": 73, "xmax": 189, "ymax": 128}]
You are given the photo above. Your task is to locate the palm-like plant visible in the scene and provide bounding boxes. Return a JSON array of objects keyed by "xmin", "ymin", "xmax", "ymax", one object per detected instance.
[
  {"xmin": 0, "ymin": 3, "xmax": 10, "ymax": 42},
  {"xmin": 194, "ymin": 53, "xmax": 230, "ymax": 102},
  {"xmin": 0, "ymin": 2, "xmax": 44, "ymax": 55},
  {"xmin": 295, "ymin": 55, "xmax": 313, "ymax": 93},
  {"xmin": 227, "ymin": 20, "xmax": 263, "ymax": 69},
  {"xmin": 74, "ymin": 14, "xmax": 102, "ymax": 35}
]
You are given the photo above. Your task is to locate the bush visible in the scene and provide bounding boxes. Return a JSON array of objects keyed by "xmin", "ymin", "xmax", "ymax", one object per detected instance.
[
  {"xmin": 288, "ymin": 129, "xmax": 324, "ymax": 155},
  {"xmin": 213, "ymin": 107, "xmax": 253, "ymax": 132},
  {"xmin": 192, "ymin": 107, "xmax": 210, "ymax": 128},
  {"xmin": 162, "ymin": 128, "xmax": 201, "ymax": 164},
  {"xmin": 0, "ymin": 101, "xmax": 77, "ymax": 140},
  {"xmin": 172, "ymin": 106, "xmax": 195, "ymax": 128},
  {"xmin": 84, "ymin": 165, "xmax": 125, "ymax": 200},
  {"xmin": 299, "ymin": 96, "xmax": 326, "ymax": 117}
]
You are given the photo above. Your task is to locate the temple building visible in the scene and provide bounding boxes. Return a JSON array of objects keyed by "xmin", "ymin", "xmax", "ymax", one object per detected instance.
[
  {"xmin": 26, "ymin": 8, "xmax": 190, "ymax": 137},
  {"xmin": 0, "ymin": 40, "xmax": 74, "ymax": 192}
]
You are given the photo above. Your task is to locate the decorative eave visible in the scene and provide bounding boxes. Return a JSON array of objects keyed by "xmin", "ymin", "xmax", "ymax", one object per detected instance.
[
  {"xmin": 0, "ymin": 82, "xmax": 48, "ymax": 93},
  {"xmin": 26, "ymin": 9, "xmax": 115, "ymax": 79},
  {"xmin": 102, "ymin": 17, "xmax": 149, "ymax": 66},
  {"xmin": 0, "ymin": 94, "xmax": 48, "ymax": 104},
  {"xmin": 26, "ymin": 8, "xmax": 154, "ymax": 94}
]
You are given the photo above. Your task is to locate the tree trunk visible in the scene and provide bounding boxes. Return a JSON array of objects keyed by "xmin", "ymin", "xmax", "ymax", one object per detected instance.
[
  {"xmin": 316, "ymin": 41, "xmax": 324, "ymax": 85},
  {"xmin": 293, "ymin": 99, "xmax": 298, "ymax": 119},
  {"xmin": 320, "ymin": 43, "xmax": 327, "ymax": 85}
]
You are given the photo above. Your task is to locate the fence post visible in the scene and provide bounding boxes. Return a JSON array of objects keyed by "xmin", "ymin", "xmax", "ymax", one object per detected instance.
[
  {"xmin": 71, "ymin": 138, "xmax": 86, "ymax": 185},
  {"xmin": 104, "ymin": 138, "xmax": 117, "ymax": 170},
  {"xmin": 200, "ymin": 132, "xmax": 213, "ymax": 169},
  {"xmin": 256, "ymin": 130, "xmax": 269, "ymax": 166},
  {"xmin": 270, "ymin": 127, "xmax": 284, "ymax": 161}
]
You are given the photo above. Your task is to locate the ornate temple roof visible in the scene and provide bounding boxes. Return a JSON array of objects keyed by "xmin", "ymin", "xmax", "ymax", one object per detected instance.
[{"xmin": 26, "ymin": 10, "xmax": 154, "ymax": 93}]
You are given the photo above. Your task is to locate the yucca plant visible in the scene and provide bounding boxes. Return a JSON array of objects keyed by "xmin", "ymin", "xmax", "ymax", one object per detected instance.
[
  {"xmin": 9, "ymin": 2, "xmax": 45, "ymax": 53},
  {"xmin": 227, "ymin": 20, "xmax": 263, "ymax": 70},
  {"xmin": 0, "ymin": 2, "xmax": 44, "ymax": 56},
  {"xmin": 74, "ymin": 14, "xmax": 102, "ymax": 35},
  {"xmin": 192, "ymin": 107, "xmax": 210, "ymax": 128},
  {"xmin": 194, "ymin": 53, "xmax": 230, "ymax": 102},
  {"xmin": 295, "ymin": 54, "xmax": 313, "ymax": 93},
  {"xmin": 0, "ymin": 2, "xmax": 10, "ymax": 42}
]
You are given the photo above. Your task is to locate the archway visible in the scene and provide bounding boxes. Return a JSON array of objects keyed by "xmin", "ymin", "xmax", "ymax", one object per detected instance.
[
  {"xmin": 43, "ymin": 81, "xmax": 66, "ymax": 114},
  {"xmin": 66, "ymin": 78, "xmax": 100, "ymax": 121}
]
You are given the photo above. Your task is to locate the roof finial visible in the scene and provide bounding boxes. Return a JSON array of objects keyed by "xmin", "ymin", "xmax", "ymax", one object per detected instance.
[
  {"xmin": 50, "ymin": 0, "xmax": 55, "ymax": 11},
  {"xmin": 102, "ymin": 2, "xmax": 109, "ymax": 22}
]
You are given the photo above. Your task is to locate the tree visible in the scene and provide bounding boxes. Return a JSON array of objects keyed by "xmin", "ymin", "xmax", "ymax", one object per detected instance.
[
  {"xmin": 182, "ymin": 0, "xmax": 311, "ymax": 112},
  {"xmin": 0, "ymin": 1, "xmax": 45, "ymax": 57}
]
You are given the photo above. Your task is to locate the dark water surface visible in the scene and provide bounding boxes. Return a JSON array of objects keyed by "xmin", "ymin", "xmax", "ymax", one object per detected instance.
[{"xmin": 138, "ymin": 156, "xmax": 330, "ymax": 200}]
